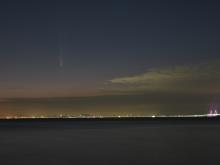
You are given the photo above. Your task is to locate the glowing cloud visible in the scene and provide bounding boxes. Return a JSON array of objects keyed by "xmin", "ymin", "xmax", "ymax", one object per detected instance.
[{"xmin": 109, "ymin": 61, "xmax": 220, "ymax": 95}]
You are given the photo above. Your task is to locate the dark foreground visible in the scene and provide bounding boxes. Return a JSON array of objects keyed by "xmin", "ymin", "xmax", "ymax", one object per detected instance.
[{"xmin": 0, "ymin": 118, "xmax": 220, "ymax": 165}]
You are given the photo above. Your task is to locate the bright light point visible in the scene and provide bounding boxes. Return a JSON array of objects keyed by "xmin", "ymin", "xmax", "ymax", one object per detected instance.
[{"xmin": 152, "ymin": 115, "xmax": 156, "ymax": 118}]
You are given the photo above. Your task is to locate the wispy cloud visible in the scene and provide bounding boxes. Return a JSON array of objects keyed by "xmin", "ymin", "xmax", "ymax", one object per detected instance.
[{"xmin": 108, "ymin": 61, "xmax": 220, "ymax": 95}]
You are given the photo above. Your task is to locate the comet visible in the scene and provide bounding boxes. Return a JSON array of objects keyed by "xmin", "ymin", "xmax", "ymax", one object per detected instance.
[
  {"xmin": 59, "ymin": 55, "xmax": 63, "ymax": 68},
  {"xmin": 59, "ymin": 47, "xmax": 64, "ymax": 68}
]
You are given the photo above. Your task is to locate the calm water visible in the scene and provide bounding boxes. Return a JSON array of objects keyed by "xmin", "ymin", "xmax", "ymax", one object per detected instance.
[{"xmin": 0, "ymin": 120, "xmax": 220, "ymax": 165}]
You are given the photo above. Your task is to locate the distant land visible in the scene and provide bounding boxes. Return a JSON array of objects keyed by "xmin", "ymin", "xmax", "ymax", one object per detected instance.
[{"xmin": 1, "ymin": 115, "xmax": 220, "ymax": 122}]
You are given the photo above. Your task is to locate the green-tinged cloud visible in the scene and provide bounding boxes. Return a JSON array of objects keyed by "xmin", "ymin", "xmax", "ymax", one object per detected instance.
[{"xmin": 109, "ymin": 61, "xmax": 220, "ymax": 95}]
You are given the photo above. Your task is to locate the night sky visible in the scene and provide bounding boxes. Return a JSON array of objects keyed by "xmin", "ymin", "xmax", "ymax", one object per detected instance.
[{"xmin": 0, "ymin": 0, "xmax": 220, "ymax": 117}]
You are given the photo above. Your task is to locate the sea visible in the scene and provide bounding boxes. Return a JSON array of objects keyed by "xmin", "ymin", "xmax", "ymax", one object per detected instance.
[{"xmin": 0, "ymin": 119, "xmax": 220, "ymax": 165}]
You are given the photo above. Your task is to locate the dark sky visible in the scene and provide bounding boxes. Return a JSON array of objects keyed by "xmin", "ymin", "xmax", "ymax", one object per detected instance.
[{"xmin": 0, "ymin": 0, "xmax": 220, "ymax": 116}]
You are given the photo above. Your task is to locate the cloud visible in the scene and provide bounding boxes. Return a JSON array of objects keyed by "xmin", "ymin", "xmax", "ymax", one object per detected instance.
[
  {"xmin": 108, "ymin": 61, "xmax": 220, "ymax": 95},
  {"xmin": 0, "ymin": 99, "xmax": 10, "ymax": 102}
]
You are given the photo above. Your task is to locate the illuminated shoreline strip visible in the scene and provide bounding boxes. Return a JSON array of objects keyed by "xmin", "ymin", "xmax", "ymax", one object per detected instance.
[{"xmin": 1, "ymin": 114, "xmax": 220, "ymax": 120}]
